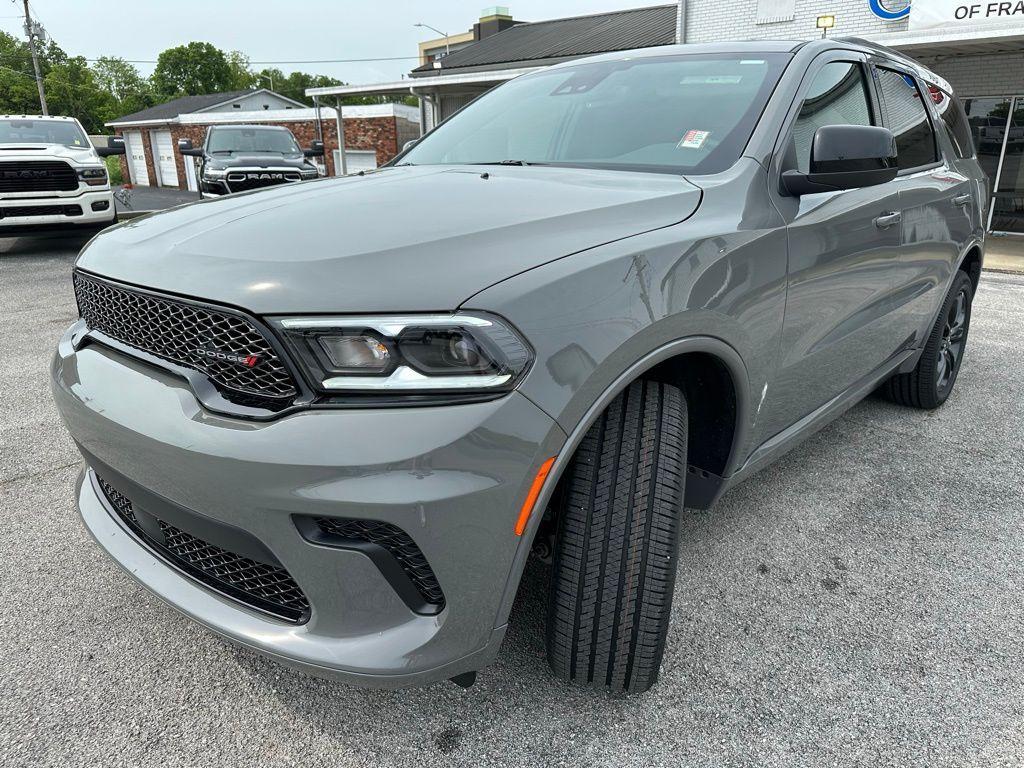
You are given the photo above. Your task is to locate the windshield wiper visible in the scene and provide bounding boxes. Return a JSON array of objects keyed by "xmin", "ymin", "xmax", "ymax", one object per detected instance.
[{"xmin": 475, "ymin": 159, "xmax": 538, "ymax": 166}]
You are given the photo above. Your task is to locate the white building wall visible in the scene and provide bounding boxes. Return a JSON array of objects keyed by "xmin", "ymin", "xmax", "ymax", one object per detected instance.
[
  {"xmin": 199, "ymin": 91, "xmax": 302, "ymax": 113},
  {"xmin": 685, "ymin": 0, "xmax": 910, "ymax": 43},
  {"xmin": 915, "ymin": 51, "xmax": 1024, "ymax": 96}
]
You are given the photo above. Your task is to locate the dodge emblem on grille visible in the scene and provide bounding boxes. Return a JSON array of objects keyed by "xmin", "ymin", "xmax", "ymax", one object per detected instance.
[{"xmin": 195, "ymin": 348, "xmax": 262, "ymax": 368}]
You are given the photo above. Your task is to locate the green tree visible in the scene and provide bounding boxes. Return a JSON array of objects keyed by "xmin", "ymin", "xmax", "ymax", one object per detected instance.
[
  {"xmin": 0, "ymin": 31, "xmax": 43, "ymax": 114},
  {"xmin": 45, "ymin": 56, "xmax": 116, "ymax": 133},
  {"xmin": 226, "ymin": 50, "xmax": 255, "ymax": 90},
  {"xmin": 152, "ymin": 42, "xmax": 232, "ymax": 97},
  {"xmin": 93, "ymin": 56, "xmax": 154, "ymax": 120}
]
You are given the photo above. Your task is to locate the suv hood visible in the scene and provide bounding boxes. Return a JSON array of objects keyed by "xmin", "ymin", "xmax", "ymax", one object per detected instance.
[
  {"xmin": 78, "ymin": 165, "xmax": 702, "ymax": 313},
  {"xmin": 207, "ymin": 151, "xmax": 310, "ymax": 169}
]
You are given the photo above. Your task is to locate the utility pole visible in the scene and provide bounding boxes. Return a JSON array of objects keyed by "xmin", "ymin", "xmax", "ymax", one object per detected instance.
[{"xmin": 22, "ymin": 0, "xmax": 48, "ymax": 115}]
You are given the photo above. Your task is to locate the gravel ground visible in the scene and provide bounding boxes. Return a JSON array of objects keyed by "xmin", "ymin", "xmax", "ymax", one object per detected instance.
[{"xmin": 1, "ymin": 232, "xmax": 1023, "ymax": 768}]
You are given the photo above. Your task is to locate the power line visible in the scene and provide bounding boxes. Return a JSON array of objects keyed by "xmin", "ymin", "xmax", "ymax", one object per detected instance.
[{"xmin": 80, "ymin": 55, "xmax": 421, "ymax": 65}]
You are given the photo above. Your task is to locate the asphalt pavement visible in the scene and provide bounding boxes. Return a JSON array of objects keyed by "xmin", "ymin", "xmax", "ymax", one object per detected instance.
[{"xmin": 1, "ymin": 231, "xmax": 1023, "ymax": 767}]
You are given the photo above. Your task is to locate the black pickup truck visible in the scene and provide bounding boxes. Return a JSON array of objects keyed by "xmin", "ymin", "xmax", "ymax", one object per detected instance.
[{"xmin": 178, "ymin": 125, "xmax": 324, "ymax": 198}]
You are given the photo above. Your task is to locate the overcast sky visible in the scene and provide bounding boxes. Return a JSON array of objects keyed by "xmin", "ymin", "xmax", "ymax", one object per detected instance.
[{"xmin": 0, "ymin": 1, "xmax": 669, "ymax": 84}]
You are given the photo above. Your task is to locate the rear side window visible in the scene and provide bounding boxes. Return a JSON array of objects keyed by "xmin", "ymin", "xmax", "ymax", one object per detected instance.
[
  {"xmin": 927, "ymin": 82, "xmax": 974, "ymax": 159},
  {"xmin": 792, "ymin": 61, "xmax": 874, "ymax": 173},
  {"xmin": 876, "ymin": 68, "xmax": 938, "ymax": 170}
]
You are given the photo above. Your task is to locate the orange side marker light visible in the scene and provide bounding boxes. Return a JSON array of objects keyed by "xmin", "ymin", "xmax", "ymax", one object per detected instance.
[{"xmin": 514, "ymin": 456, "xmax": 557, "ymax": 536}]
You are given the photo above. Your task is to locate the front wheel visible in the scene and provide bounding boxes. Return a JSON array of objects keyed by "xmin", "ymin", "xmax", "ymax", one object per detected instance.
[
  {"xmin": 882, "ymin": 269, "xmax": 974, "ymax": 409},
  {"xmin": 546, "ymin": 380, "xmax": 686, "ymax": 694}
]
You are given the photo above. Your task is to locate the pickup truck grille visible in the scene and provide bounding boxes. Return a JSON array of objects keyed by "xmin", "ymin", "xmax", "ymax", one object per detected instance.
[
  {"xmin": 73, "ymin": 271, "xmax": 299, "ymax": 406},
  {"xmin": 226, "ymin": 171, "xmax": 301, "ymax": 194},
  {"xmin": 0, "ymin": 161, "xmax": 79, "ymax": 192}
]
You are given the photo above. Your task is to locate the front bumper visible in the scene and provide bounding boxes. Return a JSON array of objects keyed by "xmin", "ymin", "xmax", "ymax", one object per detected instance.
[
  {"xmin": 52, "ymin": 326, "xmax": 564, "ymax": 687},
  {"xmin": 1, "ymin": 188, "xmax": 116, "ymax": 227}
]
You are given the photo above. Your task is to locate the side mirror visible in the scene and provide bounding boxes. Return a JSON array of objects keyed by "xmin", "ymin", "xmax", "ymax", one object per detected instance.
[
  {"xmin": 304, "ymin": 139, "xmax": 325, "ymax": 157},
  {"xmin": 178, "ymin": 137, "xmax": 203, "ymax": 157},
  {"xmin": 782, "ymin": 125, "xmax": 897, "ymax": 196},
  {"xmin": 402, "ymin": 138, "xmax": 419, "ymax": 152},
  {"xmin": 96, "ymin": 135, "xmax": 125, "ymax": 157}
]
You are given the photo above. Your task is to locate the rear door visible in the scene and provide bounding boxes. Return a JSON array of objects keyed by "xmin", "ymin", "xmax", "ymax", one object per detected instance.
[
  {"xmin": 871, "ymin": 63, "xmax": 974, "ymax": 346},
  {"xmin": 757, "ymin": 51, "xmax": 904, "ymax": 443}
]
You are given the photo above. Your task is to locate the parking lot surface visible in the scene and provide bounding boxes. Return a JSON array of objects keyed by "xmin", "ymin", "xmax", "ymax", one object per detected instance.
[{"xmin": 2, "ymin": 232, "xmax": 1023, "ymax": 768}]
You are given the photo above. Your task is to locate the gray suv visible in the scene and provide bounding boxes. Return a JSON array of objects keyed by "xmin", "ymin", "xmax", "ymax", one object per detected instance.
[{"xmin": 52, "ymin": 39, "xmax": 985, "ymax": 694}]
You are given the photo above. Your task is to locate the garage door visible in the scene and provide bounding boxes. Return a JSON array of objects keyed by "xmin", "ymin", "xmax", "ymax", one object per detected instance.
[
  {"xmin": 334, "ymin": 149, "xmax": 377, "ymax": 175},
  {"xmin": 152, "ymin": 130, "xmax": 178, "ymax": 188},
  {"xmin": 124, "ymin": 130, "xmax": 149, "ymax": 186}
]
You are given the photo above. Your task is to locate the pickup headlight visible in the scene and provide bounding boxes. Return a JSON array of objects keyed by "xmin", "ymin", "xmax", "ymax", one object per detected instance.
[
  {"xmin": 272, "ymin": 313, "xmax": 532, "ymax": 395},
  {"xmin": 202, "ymin": 167, "xmax": 227, "ymax": 180},
  {"xmin": 78, "ymin": 167, "xmax": 107, "ymax": 186},
  {"xmin": 300, "ymin": 168, "xmax": 319, "ymax": 179}
]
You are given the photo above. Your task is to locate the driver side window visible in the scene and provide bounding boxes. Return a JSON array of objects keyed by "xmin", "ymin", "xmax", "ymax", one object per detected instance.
[{"xmin": 792, "ymin": 62, "xmax": 874, "ymax": 173}]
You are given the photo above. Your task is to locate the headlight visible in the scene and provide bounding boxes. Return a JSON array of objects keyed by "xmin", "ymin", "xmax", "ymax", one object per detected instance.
[
  {"xmin": 203, "ymin": 167, "xmax": 227, "ymax": 180},
  {"xmin": 272, "ymin": 313, "xmax": 532, "ymax": 395},
  {"xmin": 78, "ymin": 167, "xmax": 107, "ymax": 186},
  {"xmin": 300, "ymin": 168, "xmax": 318, "ymax": 179}
]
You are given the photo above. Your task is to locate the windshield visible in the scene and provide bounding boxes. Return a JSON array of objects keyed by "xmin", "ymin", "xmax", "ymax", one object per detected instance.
[
  {"xmin": 207, "ymin": 127, "xmax": 301, "ymax": 154},
  {"xmin": 0, "ymin": 119, "xmax": 90, "ymax": 148},
  {"xmin": 400, "ymin": 53, "xmax": 789, "ymax": 174}
]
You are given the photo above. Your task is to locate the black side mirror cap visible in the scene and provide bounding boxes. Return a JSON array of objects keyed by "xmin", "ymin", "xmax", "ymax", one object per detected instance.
[
  {"xmin": 304, "ymin": 140, "xmax": 325, "ymax": 157},
  {"xmin": 96, "ymin": 135, "xmax": 125, "ymax": 157},
  {"xmin": 782, "ymin": 124, "xmax": 898, "ymax": 196},
  {"xmin": 177, "ymin": 138, "xmax": 203, "ymax": 156}
]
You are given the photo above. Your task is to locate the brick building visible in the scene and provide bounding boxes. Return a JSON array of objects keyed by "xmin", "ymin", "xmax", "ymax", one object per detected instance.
[
  {"xmin": 313, "ymin": 2, "xmax": 1024, "ymax": 237},
  {"xmin": 105, "ymin": 89, "xmax": 419, "ymax": 191}
]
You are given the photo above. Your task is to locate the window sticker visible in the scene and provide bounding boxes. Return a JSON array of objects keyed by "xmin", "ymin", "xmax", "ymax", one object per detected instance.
[
  {"xmin": 680, "ymin": 75, "xmax": 744, "ymax": 85},
  {"xmin": 678, "ymin": 130, "xmax": 711, "ymax": 149}
]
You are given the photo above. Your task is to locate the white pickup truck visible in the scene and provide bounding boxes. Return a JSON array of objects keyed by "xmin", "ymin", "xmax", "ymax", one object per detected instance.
[{"xmin": 0, "ymin": 115, "xmax": 124, "ymax": 231}]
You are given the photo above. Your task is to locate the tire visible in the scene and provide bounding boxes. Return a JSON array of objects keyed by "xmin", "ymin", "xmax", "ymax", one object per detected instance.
[
  {"xmin": 881, "ymin": 270, "xmax": 973, "ymax": 410},
  {"xmin": 547, "ymin": 380, "xmax": 686, "ymax": 694}
]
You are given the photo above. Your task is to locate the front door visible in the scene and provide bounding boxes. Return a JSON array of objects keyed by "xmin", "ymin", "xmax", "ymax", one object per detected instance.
[{"xmin": 757, "ymin": 53, "xmax": 904, "ymax": 444}]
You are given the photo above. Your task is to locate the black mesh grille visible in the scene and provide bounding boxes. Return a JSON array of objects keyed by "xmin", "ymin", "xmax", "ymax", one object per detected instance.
[
  {"xmin": 314, "ymin": 517, "xmax": 445, "ymax": 609},
  {"xmin": 0, "ymin": 204, "xmax": 82, "ymax": 218},
  {"xmin": 226, "ymin": 172, "xmax": 300, "ymax": 194},
  {"xmin": 0, "ymin": 160, "xmax": 78, "ymax": 192},
  {"xmin": 97, "ymin": 476, "xmax": 309, "ymax": 622},
  {"xmin": 73, "ymin": 272, "xmax": 298, "ymax": 405}
]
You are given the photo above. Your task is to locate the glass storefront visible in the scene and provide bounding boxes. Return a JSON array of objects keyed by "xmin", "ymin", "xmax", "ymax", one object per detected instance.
[{"xmin": 964, "ymin": 97, "xmax": 1024, "ymax": 235}]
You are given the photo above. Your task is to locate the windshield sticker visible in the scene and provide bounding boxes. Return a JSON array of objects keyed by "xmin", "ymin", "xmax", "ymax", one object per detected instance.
[
  {"xmin": 680, "ymin": 75, "xmax": 743, "ymax": 85},
  {"xmin": 678, "ymin": 130, "xmax": 711, "ymax": 150}
]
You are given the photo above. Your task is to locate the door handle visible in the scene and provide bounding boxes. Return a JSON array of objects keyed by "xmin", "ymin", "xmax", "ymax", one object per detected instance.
[
  {"xmin": 952, "ymin": 193, "xmax": 972, "ymax": 206},
  {"xmin": 874, "ymin": 211, "xmax": 902, "ymax": 229}
]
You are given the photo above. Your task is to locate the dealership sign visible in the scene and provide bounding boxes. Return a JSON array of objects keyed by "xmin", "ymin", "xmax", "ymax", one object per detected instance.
[{"xmin": 870, "ymin": 0, "xmax": 1024, "ymax": 29}]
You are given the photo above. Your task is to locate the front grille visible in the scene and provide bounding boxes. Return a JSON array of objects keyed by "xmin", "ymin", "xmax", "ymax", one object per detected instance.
[
  {"xmin": 0, "ymin": 160, "xmax": 79, "ymax": 192},
  {"xmin": 314, "ymin": 517, "xmax": 445, "ymax": 609},
  {"xmin": 97, "ymin": 476, "xmax": 310, "ymax": 622},
  {"xmin": 73, "ymin": 272, "xmax": 298, "ymax": 406},
  {"xmin": 226, "ymin": 172, "xmax": 300, "ymax": 194},
  {"xmin": 1, "ymin": 204, "xmax": 81, "ymax": 218}
]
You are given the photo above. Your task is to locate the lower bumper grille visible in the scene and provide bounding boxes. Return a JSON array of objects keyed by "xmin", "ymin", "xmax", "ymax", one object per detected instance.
[
  {"xmin": 97, "ymin": 476, "xmax": 310, "ymax": 623},
  {"xmin": 1, "ymin": 204, "xmax": 82, "ymax": 218}
]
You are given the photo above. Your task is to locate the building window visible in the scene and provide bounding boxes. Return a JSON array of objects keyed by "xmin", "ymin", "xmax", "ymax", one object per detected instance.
[
  {"xmin": 792, "ymin": 62, "xmax": 874, "ymax": 173},
  {"xmin": 756, "ymin": 0, "xmax": 796, "ymax": 24},
  {"xmin": 876, "ymin": 68, "xmax": 938, "ymax": 170}
]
